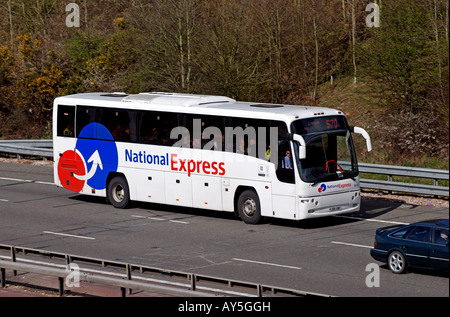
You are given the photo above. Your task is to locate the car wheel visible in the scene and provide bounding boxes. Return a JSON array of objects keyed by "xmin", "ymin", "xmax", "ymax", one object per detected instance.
[
  {"xmin": 237, "ymin": 190, "xmax": 261, "ymax": 224},
  {"xmin": 388, "ymin": 251, "xmax": 406, "ymax": 274},
  {"xmin": 108, "ymin": 176, "xmax": 130, "ymax": 209}
]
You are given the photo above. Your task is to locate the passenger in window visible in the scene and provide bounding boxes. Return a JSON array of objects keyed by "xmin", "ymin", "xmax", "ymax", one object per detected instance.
[
  {"xmin": 63, "ymin": 122, "xmax": 74, "ymax": 137},
  {"xmin": 282, "ymin": 150, "xmax": 293, "ymax": 169},
  {"xmin": 112, "ymin": 123, "xmax": 129, "ymax": 141},
  {"xmin": 437, "ymin": 230, "xmax": 448, "ymax": 244},
  {"xmin": 160, "ymin": 118, "xmax": 174, "ymax": 146},
  {"xmin": 265, "ymin": 145, "xmax": 271, "ymax": 160},
  {"xmin": 192, "ymin": 137, "xmax": 201, "ymax": 149},
  {"xmin": 248, "ymin": 138, "xmax": 257, "ymax": 157},
  {"xmin": 237, "ymin": 138, "xmax": 246, "ymax": 154},
  {"xmin": 148, "ymin": 127, "xmax": 160, "ymax": 144}
]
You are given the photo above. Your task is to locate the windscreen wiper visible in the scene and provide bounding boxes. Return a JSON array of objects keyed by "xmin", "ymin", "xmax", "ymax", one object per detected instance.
[{"xmin": 312, "ymin": 175, "xmax": 330, "ymax": 187}]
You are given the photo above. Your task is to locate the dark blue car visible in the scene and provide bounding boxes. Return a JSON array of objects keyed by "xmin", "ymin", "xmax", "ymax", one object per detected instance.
[{"xmin": 370, "ymin": 219, "xmax": 449, "ymax": 274}]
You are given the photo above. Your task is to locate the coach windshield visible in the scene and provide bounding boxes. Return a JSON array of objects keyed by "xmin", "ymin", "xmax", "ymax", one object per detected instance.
[{"xmin": 291, "ymin": 116, "xmax": 359, "ymax": 184}]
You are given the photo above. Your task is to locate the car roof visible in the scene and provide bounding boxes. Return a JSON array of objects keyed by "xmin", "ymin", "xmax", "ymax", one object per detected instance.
[
  {"xmin": 378, "ymin": 219, "xmax": 448, "ymax": 235},
  {"xmin": 411, "ymin": 219, "xmax": 448, "ymax": 228}
]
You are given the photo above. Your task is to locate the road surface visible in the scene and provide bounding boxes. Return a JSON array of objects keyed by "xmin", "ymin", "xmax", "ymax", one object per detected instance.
[{"xmin": 0, "ymin": 161, "xmax": 448, "ymax": 297}]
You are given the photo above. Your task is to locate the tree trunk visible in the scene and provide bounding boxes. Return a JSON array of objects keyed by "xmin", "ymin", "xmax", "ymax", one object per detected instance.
[{"xmin": 351, "ymin": 0, "xmax": 357, "ymax": 84}]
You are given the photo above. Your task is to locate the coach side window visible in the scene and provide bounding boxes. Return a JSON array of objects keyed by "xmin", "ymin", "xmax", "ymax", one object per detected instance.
[
  {"xmin": 225, "ymin": 117, "xmax": 259, "ymax": 156},
  {"xmin": 273, "ymin": 121, "xmax": 294, "ymax": 184},
  {"xmin": 57, "ymin": 105, "xmax": 75, "ymax": 137},
  {"xmin": 276, "ymin": 140, "xmax": 295, "ymax": 184},
  {"xmin": 181, "ymin": 114, "xmax": 225, "ymax": 150},
  {"xmin": 76, "ymin": 106, "xmax": 97, "ymax": 138},
  {"xmin": 139, "ymin": 111, "xmax": 178, "ymax": 146},
  {"xmin": 201, "ymin": 115, "xmax": 225, "ymax": 151},
  {"xmin": 99, "ymin": 108, "xmax": 138, "ymax": 143}
]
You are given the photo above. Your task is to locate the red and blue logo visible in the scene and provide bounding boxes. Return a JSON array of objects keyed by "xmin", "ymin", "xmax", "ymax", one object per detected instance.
[
  {"xmin": 318, "ymin": 184, "xmax": 327, "ymax": 193},
  {"xmin": 318, "ymin": 182, "xmax": 353, "ymax": 193},
  {"xmin": 57, "ymin": 123, "xmax": 118, "ymax": 193}
]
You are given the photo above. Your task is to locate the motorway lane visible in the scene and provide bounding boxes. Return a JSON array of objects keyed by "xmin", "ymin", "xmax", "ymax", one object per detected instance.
[{"xmin": 0, "ymin": 161, "xmax": 448, "ymax": 297}]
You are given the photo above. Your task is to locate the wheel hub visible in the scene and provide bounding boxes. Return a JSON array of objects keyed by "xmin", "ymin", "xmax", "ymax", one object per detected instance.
[
  {"xmin": 113, "ymin": 184, "xmax": 124, "ymax": 202},
  {"xmin": 389, "ymin": 253, "xmax": 403, "ymax": 272},
  {"xmin": 242, "ymin": 198, "xmax": 257, "ymax": 217}
]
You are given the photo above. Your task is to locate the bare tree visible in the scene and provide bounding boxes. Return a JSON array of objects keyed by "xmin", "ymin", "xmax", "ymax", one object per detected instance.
[
  {"xmin": 7, "ymin": 0, "xmax": 14, "ymax": 47},
  {"xmin": 351, "ymin": 0, "xmax": 357, "ymax": 84}
]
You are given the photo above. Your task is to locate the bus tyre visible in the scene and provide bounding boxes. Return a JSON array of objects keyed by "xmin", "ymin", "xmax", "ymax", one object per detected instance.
[
  {"xmin": 108, "ymin": 176, "xmax": 130, "ymax": 209},
  {"xmin": 237, "ymin": 190, "xmax": 261, "ymax": 224}
]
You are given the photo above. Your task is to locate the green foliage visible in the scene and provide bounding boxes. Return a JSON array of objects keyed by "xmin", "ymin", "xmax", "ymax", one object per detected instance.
[
  {"xmin": 362, "ymin": 0, "xmax": 439, "ymax": 113},
  {"xmin": 0, "ymin": 46, "xmax": 15, "ymax": 85},
  {"xmin": 64, "ymin": 30, "xmax": 105, "ymax": 71}
]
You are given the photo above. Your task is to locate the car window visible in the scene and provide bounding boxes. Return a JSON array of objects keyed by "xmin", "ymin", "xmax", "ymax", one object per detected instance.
[
  {"xmin": 390, "ymin": 227, "xmax": 411, "ymax": 239},
  {"xmin": 433, "ymin": 228, "xmax": 449, "ymax": 245},
  {"xmin": 405, "ymin": 226, "xmax": 430, "ymax": 243}
]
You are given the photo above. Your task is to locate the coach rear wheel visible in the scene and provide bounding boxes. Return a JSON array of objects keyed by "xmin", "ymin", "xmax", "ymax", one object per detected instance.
[
  {"xmin": 237, "ymin": 190, "xmax": 261, "ymax": 224},
  {"xmin": 108, "ymin": 176, "xmax": 130, "ymax": 209}
]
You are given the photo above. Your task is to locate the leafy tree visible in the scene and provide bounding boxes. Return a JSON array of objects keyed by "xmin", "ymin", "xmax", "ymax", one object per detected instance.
[{"xmin": 363, "ymin": 0, "xmax": 443, "ymax": 114}]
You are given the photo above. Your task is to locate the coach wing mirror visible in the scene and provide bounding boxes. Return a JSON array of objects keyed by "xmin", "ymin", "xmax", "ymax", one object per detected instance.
[
  {"xmin": 291, "ymin": 134, "xmax": 307, "ymax": 160},
  {"xmin": 351, "ymin": 127, "xmax": 372, "ymax": 152}
]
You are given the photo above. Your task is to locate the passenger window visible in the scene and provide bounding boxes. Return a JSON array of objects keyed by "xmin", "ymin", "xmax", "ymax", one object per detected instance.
[
  {"xmin": 224, "ymin": 117, "xmax": 258, "ymax": 156},
  {"xmin": 276, "ymin": 140, "xmax": 295, "ymax": 184},
  {"xmin": 199, "ymin": 115, "xmax": 225, "ymax": 151},
  {"xmin": 57, "ymin": 105, "xmax": 75, "ymax": 137},
  {"xmin": 99, "ymin": 108, "xmax": 138, "ymax": 142},
  {"xmin": 406, "ymin": 226, "xmax": 430, "ymax": 243},
  {"xmin": 390, "ymin": 227, "xmax": 411, "ymax": 239},
  {"xmin": 433, "ymin": 229, "xmax": 449, "ymax": 245},
  {"xmin": 76, "ymin": 106, "xmax": 97, "ymax": 138},
  {"xmin": 139, "ymin": 111, "xmax": 179, "ymax": 146}
]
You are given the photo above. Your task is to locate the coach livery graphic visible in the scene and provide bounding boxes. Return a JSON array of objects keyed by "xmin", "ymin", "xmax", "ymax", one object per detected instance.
[
  {"xmin": 54, "ymin": 92, "xmax": 372, "ymax": 223},
  {"xmin": 57, "ymin": 122, "xmax": 227, "ymax": 195},
  {"xmin": 58, "ymin": 123, "xmax": 119, "ymax": 193}
]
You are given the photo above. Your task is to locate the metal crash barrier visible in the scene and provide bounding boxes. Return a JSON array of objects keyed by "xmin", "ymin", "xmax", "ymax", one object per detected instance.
[
  {"xmin": 0, "ymin": 244, "xmax": 330, "ymax": 297},
  {"xmin": 0, "ymin": 140, "xmax": 448, "ymax": 197}
]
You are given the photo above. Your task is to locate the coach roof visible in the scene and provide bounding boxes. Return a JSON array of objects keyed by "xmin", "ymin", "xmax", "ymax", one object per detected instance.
[{"xmin": 56, "ymin": 92, "xmax": 342, "ymax": 120}]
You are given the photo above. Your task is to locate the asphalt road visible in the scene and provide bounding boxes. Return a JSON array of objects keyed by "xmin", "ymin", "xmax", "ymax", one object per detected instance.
[{"xmin": 0, "ymin": 161, "xmax": 448, "ymax": 297}]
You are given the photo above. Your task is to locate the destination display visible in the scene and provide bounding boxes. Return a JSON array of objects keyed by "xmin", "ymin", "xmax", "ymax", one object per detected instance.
[{"xmin": 291, "ymin": 116, "xmax": 348, "ymax": 135}]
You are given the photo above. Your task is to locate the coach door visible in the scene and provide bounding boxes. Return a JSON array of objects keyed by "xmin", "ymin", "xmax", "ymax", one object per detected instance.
[{"xmin": 271, "ymin": 140, "xmax": 297, "ymax": 220}]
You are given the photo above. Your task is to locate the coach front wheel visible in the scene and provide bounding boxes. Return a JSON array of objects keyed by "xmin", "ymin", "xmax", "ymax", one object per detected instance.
[
  {"xmin": 108, "ymin": 176, "xmax": 130, "ymax": 209},
  {"xmin": 237, "ymin": 190, "xmax": 261, "ymax": 224}
]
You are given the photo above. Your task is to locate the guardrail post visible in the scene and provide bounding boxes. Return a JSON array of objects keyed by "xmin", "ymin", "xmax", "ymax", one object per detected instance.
[
  {"xmin": 10, "ymin": 247, "xmax": 17, "ymax": 276},
  {"xmin": 65, "ymin": 254, "xmax": 71, "ymax": 266},
  {"xmin": 126, "ymin": 264, "xmax": 132, "ymax": 295},
  {"xmin": 1, "ymin": 268, "xmax": 5, "ymax": 288},
  {"xmin": 387, "ymin": 175, "xmax": 393, "ymax": 194},
  {"xmin": 190, "ymin": 274, "xmax": 196, "ymax": 291},
  {"xmin": 58, "ymin": 277, "xmax": 64, "ymax": 296}
]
